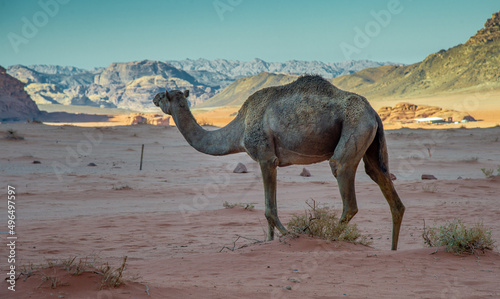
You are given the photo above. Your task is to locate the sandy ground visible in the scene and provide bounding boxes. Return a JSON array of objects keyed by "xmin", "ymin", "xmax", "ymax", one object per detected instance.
[{"xmin": 0, "ymin": 122, "xmax": 500, "ymax": 298}]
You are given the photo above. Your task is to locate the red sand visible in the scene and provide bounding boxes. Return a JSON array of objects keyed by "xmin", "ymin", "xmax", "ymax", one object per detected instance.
[{"xmin": 1, "ymin": 123, "xmax": 500, "ymax": 298}]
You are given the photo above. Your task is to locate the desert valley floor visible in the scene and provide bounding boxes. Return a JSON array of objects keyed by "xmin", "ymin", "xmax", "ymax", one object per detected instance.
[{"xmin": 1, "ymin": 123, "xmax": 500, "ymax": 298}]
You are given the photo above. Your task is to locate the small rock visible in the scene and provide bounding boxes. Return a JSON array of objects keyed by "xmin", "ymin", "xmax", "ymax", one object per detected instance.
[
  {"xmin": 33, "ymin": 160, "xmax": 41, "ymax": 164},
  {"xmin": 87, "ymin": 163, "xmax": 97, "ymax": 167},
  {"xmin": 233, "ymin": 162, "xmax": 248, "ymax": 173},
  {"xmin": 300, "ymin": 168, "xmax": 311, "ymax": 177},
  {"xmin": 390, "ymin": 173, "xmax": 397, "ymax": 181},
  {"xmin": 285, "ymin": 286, "xmax": 292, "ymax": 290},
  {"xmin": 457, "ymin": 176, "xmax": 463, "ymax": 179},
  {"xmin": 421, "ymin": 174, "xmax": 437, "ymax": 180}
]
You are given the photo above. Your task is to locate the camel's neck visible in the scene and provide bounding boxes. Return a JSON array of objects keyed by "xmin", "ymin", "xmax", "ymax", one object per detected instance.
[{"xmin": 171, "ymin": 105, "xmax": 245, "ymax": 156}]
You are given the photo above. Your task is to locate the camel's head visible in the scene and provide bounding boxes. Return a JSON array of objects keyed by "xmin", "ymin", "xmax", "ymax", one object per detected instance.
[{"xmin": 153, "ymin": 89, "xmax": 190, "ymax": 115}]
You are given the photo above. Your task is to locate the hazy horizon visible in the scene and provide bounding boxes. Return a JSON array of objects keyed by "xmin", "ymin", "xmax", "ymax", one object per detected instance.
[{"xmin": 1, "ymin": 0, "xmax": 498, "ymax": 69}]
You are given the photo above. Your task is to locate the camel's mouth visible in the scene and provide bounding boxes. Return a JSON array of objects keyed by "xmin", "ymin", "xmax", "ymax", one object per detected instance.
[
  {"xmin": 153, "ymin": 92, "xmax": 165, "ymax": 107},
  {"xmin": 158, "ymin": 101, "xmax": 171, "ymax": 115},
  {"xmin": 153, "ymin": 93, "xmax": 171, "ymax": 115}
]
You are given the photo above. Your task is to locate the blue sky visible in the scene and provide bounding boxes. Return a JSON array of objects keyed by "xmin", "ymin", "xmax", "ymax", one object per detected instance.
[{"xmin": 0, "ymin": 0, "xmax": 498, "ymax": 69}]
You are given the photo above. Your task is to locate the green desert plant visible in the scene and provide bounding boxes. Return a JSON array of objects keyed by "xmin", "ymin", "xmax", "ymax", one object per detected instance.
[
  {"xmin": 462, "ymin": 156, "xmax": 479, "ymax": 163},
  {"xmin": 422, "ymin": 219, "xmax": 495, "ymax": 255},
  {"xmin": 287, "ymin": 200, "xmax": 370, "ymax": 245},
  {"xmin": 481, "ymin": 168, "xmax": 495, "ymax": 178},
  {"xmin": 41, "ymin": 274, "xmax": 63, "ymax": 289}
]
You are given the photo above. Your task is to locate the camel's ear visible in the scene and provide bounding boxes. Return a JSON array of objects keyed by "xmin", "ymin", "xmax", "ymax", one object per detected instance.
[
  {"xmin": 183, "ymin": 90, "xmax": 189, "ymax": 98},
  {"xmin": 165, "ymin": 90, "xmax": 171, "ymax": 101}
]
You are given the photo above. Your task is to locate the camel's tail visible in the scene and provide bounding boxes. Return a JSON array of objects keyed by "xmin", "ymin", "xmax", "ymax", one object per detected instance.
[{"xmin": 365, "ymin": 115, "xmax": 390, "ymax": 174}]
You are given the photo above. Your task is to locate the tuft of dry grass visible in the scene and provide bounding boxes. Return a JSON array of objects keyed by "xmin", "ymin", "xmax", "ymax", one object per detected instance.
[
  {"xmin": 96, "ymin": 256, "xmax": 127, "ymax": 289},
  {"xmin": 112, "ymin": 184, "xmax": 133, "ymax": 190},
  {"xmin": 462, "ymin": 156, "xmax": 479, "ymax": 163},
  {"xmin": 422, "ymin": 183, "xmax": 438, "ymax": 193},
  {"xmin": 422, "ymin": 219, "xmax": 495, "ymax": 255},
  {"xmin": 223, "ymin": 201, "xmax": 254, "ymax": 211},
  {"xmin": 197, "ymin": 118, "xmax": 214, "ymax": 126},
  {"xmin": 287, "ymin": 200, "xmax": 370, "ymax": 246},
  {"xmin": 481, "ymin": 168, "xmax": 495, "ymax": 178},
  {"xmin": 5, "ymin": 129, "xmax": 24, "ymax": 140},
  {"xmin": 16, "ymin": 256, "xmax": 128, "ymax": 290}
]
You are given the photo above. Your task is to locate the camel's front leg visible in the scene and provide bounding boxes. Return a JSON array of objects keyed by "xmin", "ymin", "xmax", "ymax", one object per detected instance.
[{"xmin": 260, "ymin": 160, "xmax": 288, "ymax": 241}]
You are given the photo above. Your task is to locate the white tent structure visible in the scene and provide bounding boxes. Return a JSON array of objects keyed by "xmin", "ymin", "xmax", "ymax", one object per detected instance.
[{"xmin": 414, "ymin": 117, "xmax": 444, "ymax": 124}]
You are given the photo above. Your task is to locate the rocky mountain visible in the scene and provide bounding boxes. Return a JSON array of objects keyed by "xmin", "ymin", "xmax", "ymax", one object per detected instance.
[
  {"xmin": 6, "ymin": 58, "xmax": 396, "ymax": 111},
  {"xmin": 331, "ymin": 11, "xmax": 500, "ymax": 99},
  {"xmin": 7, "ymin": 60, "xmax": 217, "ymax": 111},
  {"xmin": 7, "ymin": 64, "xmax": 96, "ymax": 88},
  {"xmin": 0, "ymin": 66, "xmax": 41, "ymax": 122},
  {"xmin": 197, "ymin": 72, "xmax": 298, "ymax": 108},
  {"xmin": 94, "ymin": 60, "xmax": 196, "ymax": 85},
  {"xmin": 167, "ymin": 58, "xmax": 391, "ymax": 84},
  {"xmin": 466, "ymin": 11, "xmax": 500, "ymax": 44}
]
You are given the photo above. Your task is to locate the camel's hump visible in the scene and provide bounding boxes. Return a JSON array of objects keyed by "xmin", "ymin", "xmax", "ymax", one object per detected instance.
[{"xmin": 276, "ymin": 74, "xmax": 341, "ymax": 96}]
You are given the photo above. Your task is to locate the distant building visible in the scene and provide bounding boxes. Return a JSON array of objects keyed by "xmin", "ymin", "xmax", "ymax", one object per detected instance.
[{"xmin": 414, "ymin": 117, "xmax": 445, "ymax": 124}]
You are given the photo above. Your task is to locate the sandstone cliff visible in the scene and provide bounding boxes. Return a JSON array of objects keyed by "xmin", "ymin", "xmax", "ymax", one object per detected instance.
[
  {"xmin": 377, "ymin": 103, "xmax": 475, "ymax": 123},
  {"xmin": 0, "ymin": 66, "xmax": 41, "ymax": 122}
]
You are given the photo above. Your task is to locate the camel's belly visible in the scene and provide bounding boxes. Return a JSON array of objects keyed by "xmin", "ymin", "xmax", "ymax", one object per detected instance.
[
  {"xmin": 273, "ymin": 128, "xmax": 341, "ymax": 166},
  {"xmin": 275, "ymin": 146, "xmax": 332, "ymax": 166}
]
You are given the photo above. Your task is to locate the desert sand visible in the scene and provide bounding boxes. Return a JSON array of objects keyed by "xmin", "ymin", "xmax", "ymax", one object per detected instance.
[{"xmin": 1, "ymin": 120, "xmax": 500, "ymax": 298}]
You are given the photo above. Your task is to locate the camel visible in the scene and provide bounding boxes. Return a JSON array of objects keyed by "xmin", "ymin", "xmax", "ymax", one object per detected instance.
[{"xmin": 153, "ymin": 75, "xmax": 405, "ymax": 250}]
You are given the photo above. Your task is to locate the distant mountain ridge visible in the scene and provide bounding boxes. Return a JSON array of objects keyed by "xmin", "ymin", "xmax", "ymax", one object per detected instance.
[
  {"xmin": 167, "ymin": 58, "xmax": 393, "ymax": 82},
  {"xmin": 7, "ymin": 60, "xmax": 218, "ymax": 110},
  {"xmin": 200, "ymin": 11, "xmax": 500, "ymax": 109},
  {"xmin": 331, "ymin": 11, "xmax": 500, "ymax": 99},
  {"xmin": 5, "ymin": 58, "xmax": 396, "ymax": 111}
]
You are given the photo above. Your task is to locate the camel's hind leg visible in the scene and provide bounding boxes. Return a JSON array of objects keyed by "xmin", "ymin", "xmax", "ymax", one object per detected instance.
[
  {"xmin": 329, "ymin": 127, "xmax": 377, "ymax": 225},
  {"xmin": 260, "ymin": 159, "xmax": 288, "ymax": 241},
  {"xmin": 363, "ymin": 141, "xmax": 405, "ymax": 250}
]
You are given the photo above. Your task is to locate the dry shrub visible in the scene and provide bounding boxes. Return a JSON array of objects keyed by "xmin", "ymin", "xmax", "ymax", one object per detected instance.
[
  {"xmin": 112, "ymin": 184, "xmax": 133, "ymax": 190},
  {"xmin": 287, "ymin": 200, "xmax": 370, "ymax": 245},
  {"xmin": 17, "ymin": 256, "xmax": 128, "ymax": 290},
  {"xmin": 223, "ymin": 201, "xmax": 254, "ymax": 211},
  {"xmin": 5, "ymin": 129, "xmax": 24, "ymax": 140},
  {"xmin": 462, "ymin": 156, "xmax": 479, "ymax": 163},
  {"xmin": 422, "ymin": 183, "xmax": 438, "ymax": 193},
  {"xmin": 423, "ymin": 219, "xmax": 495, "ymax": 255},
  {"xmin": 97, "ymin": 256, "xmax": 127, "ymax": 289},
  {"xmin": 481, "ymin": 168, "xmax": 495, "ymax": 178},
  {"xmin": 197, "ymin": 118, "xmax": 213, "ymax": 126}
]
